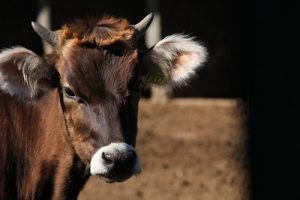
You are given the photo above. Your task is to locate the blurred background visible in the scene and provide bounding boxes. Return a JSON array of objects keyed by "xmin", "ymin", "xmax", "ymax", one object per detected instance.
[{"xmin": 0, "ymin": 0, "xmax": 298, "ymax": 200}]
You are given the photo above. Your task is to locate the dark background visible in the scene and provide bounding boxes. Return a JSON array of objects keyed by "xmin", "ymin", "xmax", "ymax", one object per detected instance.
[
  {"xmin": 0, "ymin": 0, "xmax": 299, "ymax": 199},
  {"xmin": 0, "ymin": 0, "xmax": 244, "ymax": 98}
]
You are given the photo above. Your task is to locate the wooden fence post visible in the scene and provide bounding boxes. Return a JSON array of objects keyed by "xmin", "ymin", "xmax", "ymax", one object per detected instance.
[
  {"xmin": 36, "ymin": 0, "xmax": 52, "ymax": 54},
  {"xmin": 145, "ymin": 0, "xmax": 169, "ymax": 103}
]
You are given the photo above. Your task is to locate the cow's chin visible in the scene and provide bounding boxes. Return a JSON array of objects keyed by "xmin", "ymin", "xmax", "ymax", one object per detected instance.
[
  {"xmin": 99, "ymin": 173, "xmax": 135, "ymax": 183},
  {"xmin": 96, "ymin": 164, "xmax": 142, "ymax": 183}
]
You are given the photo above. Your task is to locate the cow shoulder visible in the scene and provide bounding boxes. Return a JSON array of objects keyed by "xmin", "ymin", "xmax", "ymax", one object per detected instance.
[{"xmin": 0, "ymin": 47, "xmax": 59, "ymax": 99}]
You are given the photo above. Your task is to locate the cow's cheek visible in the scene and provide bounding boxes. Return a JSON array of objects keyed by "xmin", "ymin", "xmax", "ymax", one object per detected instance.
[{"xmin": 64, "ymin": 105, "xmax": 98, "ymax": 164}]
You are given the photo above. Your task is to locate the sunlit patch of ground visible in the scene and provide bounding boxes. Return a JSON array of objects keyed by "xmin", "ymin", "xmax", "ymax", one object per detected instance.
[{"xmin": 79, "ymin": 98, "xmax": 248, "ymax": 200}]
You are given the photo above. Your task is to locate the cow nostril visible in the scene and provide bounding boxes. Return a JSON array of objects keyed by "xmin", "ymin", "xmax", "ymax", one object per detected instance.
[
  {"xmin": 127, "ymin": 150, "xmax": 136, "ymax": 161},
  {"xmin": 102, "ymin": 152, "xmax": 114, "ymax": 165}
]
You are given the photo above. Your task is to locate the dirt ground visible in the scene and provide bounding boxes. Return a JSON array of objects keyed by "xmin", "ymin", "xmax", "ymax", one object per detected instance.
[{"xmin": 79, "ymin": 98, "xmax": 248, "ymax": 200}]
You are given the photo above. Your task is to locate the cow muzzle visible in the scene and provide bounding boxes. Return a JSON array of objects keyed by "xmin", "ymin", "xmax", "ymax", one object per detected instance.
[{"xmin": 90, "ymin": 143, "xmax": 141, "ymax": 183}]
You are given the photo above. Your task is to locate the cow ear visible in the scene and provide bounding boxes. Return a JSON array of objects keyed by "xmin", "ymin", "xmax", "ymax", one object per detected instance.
[
  {"xmin": 140, "ymin": 34, "xmax": 208, "ymax": 86},
  {"xmin": 0, "ymin": 47, "xmax": 59, "ymax": 99}
]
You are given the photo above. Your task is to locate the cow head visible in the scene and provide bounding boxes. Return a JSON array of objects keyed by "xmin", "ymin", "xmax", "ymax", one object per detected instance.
[{"xmin": 0, "ymin": 14, "xmax": 207, "ymax": 183}]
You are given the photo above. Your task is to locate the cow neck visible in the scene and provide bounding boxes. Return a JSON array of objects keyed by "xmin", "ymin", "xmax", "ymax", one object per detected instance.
[{"xmin": 36, "ymin": 89, "xmax": 90, "ymax": 200}]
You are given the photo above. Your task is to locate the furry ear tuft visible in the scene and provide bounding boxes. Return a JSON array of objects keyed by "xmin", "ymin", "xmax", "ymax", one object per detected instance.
[
  {"xmin": 141, "ymin": 34, "xmax": 208, "ymax": 86},
  {"xmin": 0, "ymin": 47, "xmax": 58, "ymax": 99}
]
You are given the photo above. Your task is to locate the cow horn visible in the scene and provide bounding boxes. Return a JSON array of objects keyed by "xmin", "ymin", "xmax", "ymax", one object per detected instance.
[
  {"xmin": 31, "ymin": 22, "xmax": 58, "ymax": 47},
  {"xmin": 134, "ymin": 13, "xmax": 154, "ymax": 39}
]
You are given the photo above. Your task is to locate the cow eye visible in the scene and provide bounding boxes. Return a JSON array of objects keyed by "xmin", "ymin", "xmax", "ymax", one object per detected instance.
[{"xmin": 63, "ymin": 87, "xmax": 77, "ymax": 99}]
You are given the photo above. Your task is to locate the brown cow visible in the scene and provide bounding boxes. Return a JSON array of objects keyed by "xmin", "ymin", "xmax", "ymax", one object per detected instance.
[{"xmin": 0, "ymin": 14, "xmax": 207, "ymax": 200}]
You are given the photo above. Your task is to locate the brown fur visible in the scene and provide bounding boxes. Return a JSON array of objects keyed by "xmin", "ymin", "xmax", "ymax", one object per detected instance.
[
  {"xmin": 0, "ymin": 15, "xmax": 141, "ymax": 200},
  {"xmin": 0, "ymin": 89, "xmax": 89, "ymax": 200},
  {"xmin": 59, "ymin": 16, "xmax": 135, "ymax": 47},
  {"xmin": 58, "ymin": 46, "xmax": 138, "ymax": 103}
]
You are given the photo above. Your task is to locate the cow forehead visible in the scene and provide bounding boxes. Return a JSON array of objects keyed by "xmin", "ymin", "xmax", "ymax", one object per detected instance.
[
  {"xmin": 58, "ymin": 16, "xmax": 135, "ymax": 47},
  {"xmin": 53, "ymin": 16, "xmax": 140, "ymax": 102},
  {"xmin": 58, "ymin": 46, "xmax": 139, "ymax": 102}
]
